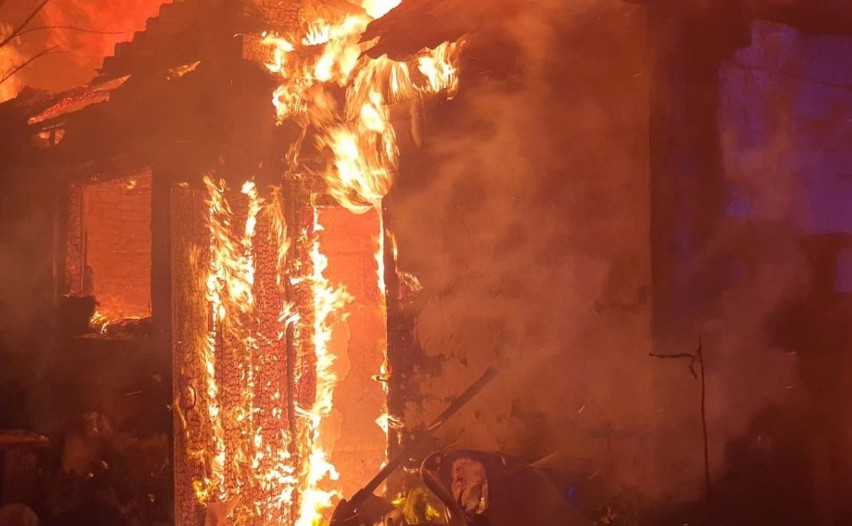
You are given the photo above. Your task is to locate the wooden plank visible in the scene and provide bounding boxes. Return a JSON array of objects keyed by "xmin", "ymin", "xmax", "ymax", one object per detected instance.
[{"xmin": 171, "ymin": 184, "xmax": 209, "ymax": 526}]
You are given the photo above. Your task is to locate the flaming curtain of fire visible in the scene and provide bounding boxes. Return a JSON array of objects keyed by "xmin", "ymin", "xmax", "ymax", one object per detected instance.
[
  {"xmin": 179, "ymin": 1, "xmax": 463, "ymax": 525},
  {"xmin": 260, "ymin": 0, "xmax": 462, "ymax": 510},
  {"xmin": 190, "ymin": 177, "xmax": 301, "ymax": 524},
  {"xmin": 183, "ymin": 177, "xmax": 352, "ymax": 525}
]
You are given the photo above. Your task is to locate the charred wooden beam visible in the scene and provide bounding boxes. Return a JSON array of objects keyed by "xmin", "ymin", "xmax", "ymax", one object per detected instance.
[
  {"xmin": 151, "ymin": 164, "xmax": 175, "ymax": 519},
  {"xmin": 170, "ymin": 184, "xmax": 210, "ymax": 526}
]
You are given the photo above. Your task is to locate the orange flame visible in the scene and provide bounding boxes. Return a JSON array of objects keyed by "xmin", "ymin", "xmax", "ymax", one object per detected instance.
[
  {"xmin": 262, "ymin": 3, "xmax": 464, "ymax": 215},
  {"xmin": 191, "ymin": 0, "xmax": 465, "ymax": 521},
  {"xmin": 359, "ymin": 0, "xmax": 402, "ymax": 19},
  {"xmin": 0, "ymin": 24, "xmax": 24, "ymax": 103},
  {"xmin": 196, "ymin": 177, "xmax": 305, "ymax": 522},
  {"xmin": 294, "ymin": 210, "xmax": 352, "ymax": 525}
]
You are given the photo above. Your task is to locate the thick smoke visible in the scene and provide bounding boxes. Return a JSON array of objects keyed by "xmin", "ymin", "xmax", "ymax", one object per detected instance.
[
  {"xmin": 387, "ymin": 0, "xmax": 815, "ymax": 509},
  {"xmin": 388, "ymin": 0, "xmax": 656, "ymax": 498},
  {"xmin": 0, "ymin": 207, "xmax": 56, "ymax": 430}
]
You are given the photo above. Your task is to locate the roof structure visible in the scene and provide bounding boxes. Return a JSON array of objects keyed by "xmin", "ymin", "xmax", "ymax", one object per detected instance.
[{"xmin": 98, "ymin": 0, "xmax": 228, "ymax": 80}]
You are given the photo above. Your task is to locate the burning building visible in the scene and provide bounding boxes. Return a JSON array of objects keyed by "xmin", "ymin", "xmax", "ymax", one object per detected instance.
[{"xmin": 1, "ymin": 0, "xmax": 852, "ymax": 525}]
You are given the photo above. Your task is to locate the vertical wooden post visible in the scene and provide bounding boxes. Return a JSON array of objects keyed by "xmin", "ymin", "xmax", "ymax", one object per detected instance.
[
  {"xmin": 168, "ymin": 179, "xmax": 210, "ymax": 526},
  {"xmin": 151, "ymin": 166, "xmax": 175, "ymax": 520}
]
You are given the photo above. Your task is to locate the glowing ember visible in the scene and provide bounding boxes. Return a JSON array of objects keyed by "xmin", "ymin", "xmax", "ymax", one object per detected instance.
[{"xmin": 89, "ymin": 310, "xmax": 110, "ymax": 334}]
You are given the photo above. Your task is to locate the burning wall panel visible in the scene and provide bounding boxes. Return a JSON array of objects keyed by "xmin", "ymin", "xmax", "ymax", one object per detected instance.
[
  {"xmin": 173, "ymin": 179, "xmax": 299, "ymax": 525},
  {"xmin": 171, "ymin": 179, "xmax": 390, "ymax": 525}
]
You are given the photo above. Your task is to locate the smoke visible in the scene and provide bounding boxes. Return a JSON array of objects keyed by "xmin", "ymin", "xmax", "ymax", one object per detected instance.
[
  {"xmin": 386, "ymin": 0, "xmax": 816, "ymax": 508},
  {"xmin": 0, "ymin": 208, "xmax": 55, "ymax": 400},
  {"xmin": 687, "ymin": 21, "xmax": 812, "ymax": 477},
  {"xmin": 387, "ymin": 0, "xmax": 654, "ymax": 494}
]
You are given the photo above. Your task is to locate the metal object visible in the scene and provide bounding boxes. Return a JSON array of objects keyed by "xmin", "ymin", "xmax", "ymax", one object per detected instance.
[{"xmin": 330, "ymin": 364, "xmax": 501, "ymax": 525}]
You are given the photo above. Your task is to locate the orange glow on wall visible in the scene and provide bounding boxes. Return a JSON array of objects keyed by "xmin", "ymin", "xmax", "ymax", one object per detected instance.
[{"xmin": 82, "ymin": 173, "xmax": 152, "ymax": 319}]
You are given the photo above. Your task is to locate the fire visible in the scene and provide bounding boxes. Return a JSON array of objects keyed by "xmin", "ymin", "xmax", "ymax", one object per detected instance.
[
  {"xmin": 191, "ymin": 178, "xmax": 362, "ymax": 525},
  {"xmin": 197, "ymin": 176, "xmax": 234, "ymax": 505},
  {"xmin": 417, "ymin": 41, "xmax": 464, "ymax": 97},
  {"xmin": 359, "ymin": 0, "xmax": 402, "ymax": 19},
  {"xmin": 89, "ymin": 310, "xmax": 110, "ymax": 334},
  {"xmin": 197, "ymin": 177, "xmax": 308, "ymax": 521},
  {"xmin": 40, "ymin": 0, "xmax": 169, "ymax": 63},
  {"xmin": 374, "ymin": 218, "xmax": 390, "ymax": 465},
  {"xmin": 0, "ymin": 23, "xmax": 24, "ymax": 103},
  {"xmin": 87, "ymin": 309, "xmax": 146, "ymax": 336},
  {"xmin": 254, "ymin": 0, "xmax": 463, "ymax": 520},
  {"xmin": 180, "ymin": 1, "xmax": 464, "ymax": 523},
  {"xmin": 0, "ymin": 0, "xmax": 166, "ymax": 98},
  {"xmin": 295, "ymin": 210, "xmax": 352, "ymax": 525},
  {"xmin": 262, "ymin": 3, "xmax": 464, "ymax": 215}
]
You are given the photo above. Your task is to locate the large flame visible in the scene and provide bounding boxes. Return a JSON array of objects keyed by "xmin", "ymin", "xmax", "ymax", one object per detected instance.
[
  {"xmin": 182, "ymin": 1, "xmax": 463, "ymax": 523},
  {"xmin": 294, "ymin": 209, "xmax": 352, "ymax": 525},
  {"xmin": 255, "ymin": 1, "xmax": 463, "ymax": 521},
  {"xmin": 262, "ymin": 1, "xmax": 464, "ymax": 214},
  {"xmin": 192, "ymin": 178, "xmax": 358, "ymax": 525}
]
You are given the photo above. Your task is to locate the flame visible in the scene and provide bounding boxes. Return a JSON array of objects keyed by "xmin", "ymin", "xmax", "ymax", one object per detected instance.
[
  {"xmin": 40, "ymin": 0, "xmax": 168, "ymax": 63},
  {"xmin": 181, "ymin": 0, "xmax": 464, "ymax": 521},
  {"xmin": 1, "ymin": 0, "xmax": 167, "ymax": 95},
  {"xmin": 262, "ymin": 3, "xmax": 464, "ymax": 214},
  {"xmin": 294, "ymin": 210, "xmax": 353, "ymax": 525},
  {"xmin": 87, "ymin": 309, "xmax": 145, "ymax": 335},
  {"xmin": 374, "ymin": 218, "xmax": 390, "ymax": 469},
  {"xmin": 195, "ymin": 179, "xmax": 361, "ymax": 525},
  {"xmin": 197, "ymin": 176, "xmax": 233, "ymax": 505},
  {"xmin": 0, "ymin": 23, "xmax": 24, "ymax": 103},
  {"xmin": 89, "ymin": 309, "xmax": 110, "ymax": 334},
  {"xmin": 256, "ymin": 2, "xmax": 464, "ymax": 517},
  {"xmin": 416, "ymin": 41, "xmax": 464, "ymax": 98}
]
